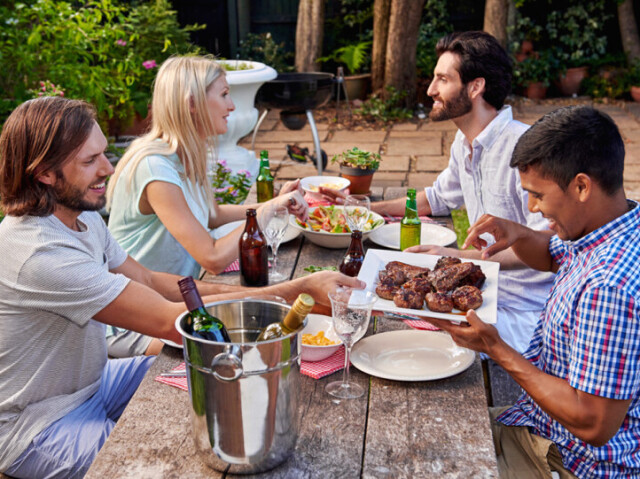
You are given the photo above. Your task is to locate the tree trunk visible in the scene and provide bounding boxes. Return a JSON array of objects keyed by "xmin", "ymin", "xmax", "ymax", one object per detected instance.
[
  {"xmin": 483, "ymin": 0, "xmax": 509, "ymax": 49},
  {"xmin": 372, "ymin": 0, "xmax": 391, "ymax": 93},
  {"xmin": 383, "ymin": 0, "xmax": 426, "ymax": 106},
  {"xmin": 295, "ymin": 0, "xmax": 324, "ymax": 72},
  {"xmin": 618, "ymin": 0, "xmax": 640, "ymax": 63}
]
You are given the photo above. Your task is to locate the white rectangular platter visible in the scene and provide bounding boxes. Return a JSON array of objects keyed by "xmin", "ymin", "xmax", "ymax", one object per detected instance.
[{"xmin": 357, "ymin": 249, "xmax": 500, "ymax": 324}]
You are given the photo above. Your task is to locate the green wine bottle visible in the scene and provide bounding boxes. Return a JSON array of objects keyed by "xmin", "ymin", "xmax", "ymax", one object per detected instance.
[
  {"xmin": 400, "ymin": 188, "xmax": 421, "ymax": 251},
  {"xmin": 178, "ymin": 276, "xmax": 231, "ymax": 342},
  {"xmin": 257, "ymin": 293, "xmax": 315, "ymax": 341},
  {"xmin": 256, "ymin": 150, "xmax": 274, "ymax": 202}
]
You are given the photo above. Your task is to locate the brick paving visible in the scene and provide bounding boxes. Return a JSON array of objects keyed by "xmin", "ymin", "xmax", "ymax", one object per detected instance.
[{"xmin": 241, "ymin": 101, "xmax": 640, "ymax": 202}]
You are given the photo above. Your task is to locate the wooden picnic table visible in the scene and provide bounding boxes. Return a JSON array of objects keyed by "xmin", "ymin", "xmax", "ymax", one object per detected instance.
[{"xmin": 86, "ymin": 187, "xmax": 500, "ymax": 478}]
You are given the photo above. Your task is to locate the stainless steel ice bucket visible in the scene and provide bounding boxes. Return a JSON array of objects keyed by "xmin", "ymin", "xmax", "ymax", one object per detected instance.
[{"xmin": 175, "ymin": 299, "xmax": 303, "ymax": 474}]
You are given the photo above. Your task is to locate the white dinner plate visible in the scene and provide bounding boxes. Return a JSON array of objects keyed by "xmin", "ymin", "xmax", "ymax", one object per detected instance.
[
  {"xmin": 300, "ymin": 175, "xmax": 350, "ymax": 195},
  {"xmin": 368, "ymin": 223, "xmax": 457, "ymax": 250},
  {"xmin": 357, "ymin": 249, "xmax": 500, "ymax": 324},
  {"xmin": 350, "ymin": 330, "xmax": 475, "ymax": 381},
  {"xmin": 212, "ymin": 218, "xmax": 301, "ymax": 243}
]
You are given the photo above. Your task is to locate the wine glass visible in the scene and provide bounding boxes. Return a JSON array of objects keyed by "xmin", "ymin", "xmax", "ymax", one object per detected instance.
[
  {"xmin": 344, "ymin": 194, "xmax": 371, "ymax": 232},
  {"xmin": 325, "ymin": 287, "xmax": 377, "ymax": 399},
  {"xmin": 261, "ymin": 205, "xmax": 290, "ymax": 283}
]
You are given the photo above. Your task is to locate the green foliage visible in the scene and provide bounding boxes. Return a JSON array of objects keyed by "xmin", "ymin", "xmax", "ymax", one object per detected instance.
[
  {"xmin": 356, "ymin": 86, "xmax": 413, "ymax": 122},
  {"xmin": 331, "ymin": 147, "xmax": 381, "ymax": 171},
  {"xmin": 546, "ymin": 3, "xmax": 610, "ymax": 69},
  {"xmin": 513, "ymin": 50, "xmax": 558, "ymax": 87},
  {"xmin": 319, "ymin": 41, "xmax": 372, "ymax": 75},
  {"xmin": 416, "ymin": 0, "xmax": 452, "ymax": 77},
  {"xmin": 210, "ymin": 159, "xmax": 251, "ymax": 205},
  {"xmin": 0, "ymin": 0, "xmax": 203, "ymax": 129},
  {"xmin": 582, "ymin": 72, "xmax": 628, "ymax": 99},
  {"xmin": 238, "ymin": 32, "xmax": 294, "ymax": 73}
]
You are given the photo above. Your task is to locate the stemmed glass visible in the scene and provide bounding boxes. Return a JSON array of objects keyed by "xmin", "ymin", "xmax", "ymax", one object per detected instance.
[
  {"xmin": 260, "ymin": 205, "xmax": 290, "ymax": 283},
  {"xmin": 343, "ymin": 194, "xmax": 371, "ymax": 232},
  {"xmin": 326, "ymin": 287, "xmax": 377, "ymax": 399}
]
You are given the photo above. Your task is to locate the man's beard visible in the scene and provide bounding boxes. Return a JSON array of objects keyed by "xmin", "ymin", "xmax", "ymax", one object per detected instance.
[
  {"xmin": 429, "ymin": 86, "xmax": 472, "ymax": 122},
  {"xmin": 53, "ymin": 174, "xmax": 106, "ymax": 212}
]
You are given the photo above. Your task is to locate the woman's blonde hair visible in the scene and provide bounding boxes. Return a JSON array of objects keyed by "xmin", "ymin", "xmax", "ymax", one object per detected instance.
[{"xmin": 106, "ymin": 55, "xmax": 224, "ymax": 209}]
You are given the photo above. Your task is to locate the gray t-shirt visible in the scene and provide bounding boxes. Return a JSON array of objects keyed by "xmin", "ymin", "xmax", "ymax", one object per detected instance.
[{"xmin": 0, "ymin": 212, "xmax": 130, "ymax": 470}]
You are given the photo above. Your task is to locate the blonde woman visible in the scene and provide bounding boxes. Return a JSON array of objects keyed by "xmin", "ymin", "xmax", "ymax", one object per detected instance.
[{"xmin": 106, "ymin": 56, "xmax": 306, "ymax": 357}]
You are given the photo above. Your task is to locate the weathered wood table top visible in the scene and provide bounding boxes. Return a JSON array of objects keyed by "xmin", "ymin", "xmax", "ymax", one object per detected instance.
[{"xmin": 86, "ymin": 188, "xmax": 499, "ymax": 478}]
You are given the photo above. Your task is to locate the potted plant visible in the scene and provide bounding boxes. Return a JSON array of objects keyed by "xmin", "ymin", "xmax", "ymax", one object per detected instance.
[
  {"xmin": 512, "ymin": 50, "xmax": 557, "ymax": 100},
  {"xmin": 319, "ymin": 41, "xmax": 372, "ymax": 101},
  {"xmin": 331, "ymin": 147, "xmax": 381, "ymax": 194},
  {"xmin": 545, "ymin": 4, "xmax": 610, "ymax": 96}
]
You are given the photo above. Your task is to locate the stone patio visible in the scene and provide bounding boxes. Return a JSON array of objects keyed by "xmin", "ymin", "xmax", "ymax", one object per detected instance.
[{"xmin": 243, "ymin": 101, "xmax": 640, "ymax": 202}]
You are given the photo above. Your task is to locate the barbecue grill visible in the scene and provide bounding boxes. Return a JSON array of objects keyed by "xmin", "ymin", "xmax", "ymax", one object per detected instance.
[{"xmin": 253, "ymin": 73, "xmax": 336, "ymax": 175}]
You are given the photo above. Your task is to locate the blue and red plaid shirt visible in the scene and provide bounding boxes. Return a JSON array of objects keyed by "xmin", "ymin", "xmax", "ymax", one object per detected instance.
[{"xmin": 498, "ymin": 200, "xmax": 640, "ymax": 478}]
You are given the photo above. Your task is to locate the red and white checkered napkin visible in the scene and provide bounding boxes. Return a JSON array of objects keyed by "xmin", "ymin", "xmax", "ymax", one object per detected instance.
[
  {"xmin": 402, "ymin": 318, "xmax": 439, "ymax": 331},
  {"xmin": 300, "ymin": 346, "xmax": 346, "ymax": 379},
  {"xmin": 221, "ymin": 259, "xmax": 272, "ymax": 274},
  {"xmin": 222, "ymin": 259, "xmax": 240, "ymax": 273},
  {"xmin": 154, "ymin": 362, "xmax": 188, "ymax": 392}
]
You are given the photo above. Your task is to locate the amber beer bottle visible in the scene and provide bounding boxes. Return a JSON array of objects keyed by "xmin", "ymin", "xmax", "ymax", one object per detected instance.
[
  {"xmin": 339, "ymin": 230, "xmax": 365, "ymax": 277},
  {"xmin": 256, "ymin": 150, "xmax": 274, "ymax": 202},
  {"xmin": 400, "ymin": 188, "xmax": 421, "ymax": 250},
  {"xmin": 257, "ymin": 293, "xmax": 315, "ymax": 341},
  {"xmin": 178, "ymin": 276, "xmax": 231, "ymax": 342},
  {"xmin": 239, "ymin": 208, "xmax": 269, "ymax": 286}
]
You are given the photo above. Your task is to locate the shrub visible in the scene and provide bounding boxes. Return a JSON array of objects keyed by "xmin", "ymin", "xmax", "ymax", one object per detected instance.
[{"xmin": 0, "ymin": 0, "xmax": 204, "ymax": 130}]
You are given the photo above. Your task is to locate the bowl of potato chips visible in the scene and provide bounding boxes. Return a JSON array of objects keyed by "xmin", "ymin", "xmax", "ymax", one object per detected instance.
[{"xmin": 300, "ymin": 314, "xmax": 342, "ymax": 362}]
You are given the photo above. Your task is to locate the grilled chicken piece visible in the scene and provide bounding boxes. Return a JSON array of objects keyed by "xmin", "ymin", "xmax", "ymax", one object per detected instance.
[
  {"xmin": 425, "ymin": 292, "xmax": 454, "ymax": 313},
  {"xmin": 457, "ymin": 264, "xmax": 486, "ymax": 289},
  {"xmin": 378, "ymin": 268, "xmax": 406, "ymax": 286},
  {"xmin": 376, "ymin": 279, "xmax": 400, "ymax": 300},
  {"xmin": 393, "ymin": 289, "xmax": 424, "ymax": 309},
  {"xmin": 402, "ymin": 277, "xmax": 433, "ymax": 296},
  {"xmin": 434, "ymin": 256, "xmax": 461, "ymax": 270},
  {"xmin": 451, "ymin": 286, "xmax": 483, "ymax": 311},
  {"xmin": 430, "ymin": 262, "xmax": 474, "ymax": 293}
]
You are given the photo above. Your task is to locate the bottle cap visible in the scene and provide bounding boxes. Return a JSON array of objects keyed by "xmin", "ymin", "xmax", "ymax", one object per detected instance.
[{"xmin": 291, "ymin": 293, "xmax": 315, "ymax": 316}]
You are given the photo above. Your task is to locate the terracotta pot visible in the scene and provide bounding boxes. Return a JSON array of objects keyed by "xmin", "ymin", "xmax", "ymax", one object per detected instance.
[
  {"xmin": 556, "ymin": 66, "xmax": 588, "ymax": 97},
  {"xmin": 631, "ymin": 86, "xmax": 640, "ymax": 102},
  {"xmin": 340, "ymin": 165, "xmax": 376, "ymax": 195},
  {"xmin": 524, "ymin": 82, "xmax": 547, "ymax": 100},
  {"xmin": 342, "ymin": 73, "xmax": 371, "ymax": 101}
]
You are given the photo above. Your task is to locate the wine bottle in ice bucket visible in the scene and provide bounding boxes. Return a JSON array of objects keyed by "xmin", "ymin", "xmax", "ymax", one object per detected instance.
[
  {"xmin": 257, "ymin": 293, "xmax": 315, "ymax": 341},
  {"xmin": 178, "ymin": 276, "xmax": 231, "ymax": 342},
  {"xmin": 239, "ymin": 208, "xmax": 269, "ymax": 286}
]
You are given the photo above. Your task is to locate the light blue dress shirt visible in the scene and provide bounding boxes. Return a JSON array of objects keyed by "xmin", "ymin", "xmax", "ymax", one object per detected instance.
[{"xmin": 425, "ymin": 106, "xmax": 555, "ymax": 352}]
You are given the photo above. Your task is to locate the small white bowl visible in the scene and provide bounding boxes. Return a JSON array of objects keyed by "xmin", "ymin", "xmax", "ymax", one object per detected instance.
[
  {"xmin": 301, "ymin": 314, "xmax": 342, "ymax": 362},
  {"xmin": 300, "ymin": 176, "xmax": 350, "ymax": 195},
  {"xmin": 290, "ymin": 205, "xmax": 385, "ymax": 249}
]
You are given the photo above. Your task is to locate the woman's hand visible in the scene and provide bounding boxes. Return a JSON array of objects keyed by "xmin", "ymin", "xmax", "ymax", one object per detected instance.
[
  {"xmin": 278, "ymin": 179, "xmax": 303, "ymax": 196},
  {"xmin": 277, "ymin": 191, "xmax": 309, "ymax": 221}
]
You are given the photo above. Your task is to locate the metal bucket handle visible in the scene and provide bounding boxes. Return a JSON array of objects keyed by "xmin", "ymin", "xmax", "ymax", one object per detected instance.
[{"xmin": 210, "ymin": 344, "xmax": 244, "ymax": 382}]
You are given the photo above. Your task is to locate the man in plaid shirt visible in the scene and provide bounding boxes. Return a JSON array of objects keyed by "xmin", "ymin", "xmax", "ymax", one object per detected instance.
[{"xmin": 427, "ymin": 105, "xmax": 640, "ymax": 478}]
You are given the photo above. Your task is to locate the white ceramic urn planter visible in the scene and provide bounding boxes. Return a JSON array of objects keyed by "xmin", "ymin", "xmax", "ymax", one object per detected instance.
[{"xmin": 215, "ymin": 60, "xmax": 277, "ymax": 181}]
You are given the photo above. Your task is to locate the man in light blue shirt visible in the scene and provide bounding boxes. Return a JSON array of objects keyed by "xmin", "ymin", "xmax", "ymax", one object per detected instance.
[{"xmin": 326, "ymin": 31, "xmax": 554, "ymax": 352}]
